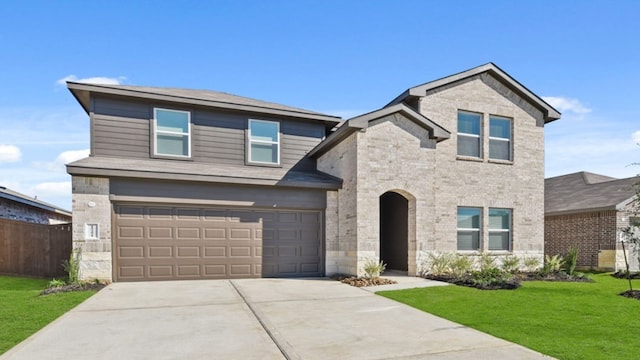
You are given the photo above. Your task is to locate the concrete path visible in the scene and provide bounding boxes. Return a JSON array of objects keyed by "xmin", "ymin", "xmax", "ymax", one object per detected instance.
[{"xmin": 2, "ymin": 278, "xmax": 553, "ymax": 360}]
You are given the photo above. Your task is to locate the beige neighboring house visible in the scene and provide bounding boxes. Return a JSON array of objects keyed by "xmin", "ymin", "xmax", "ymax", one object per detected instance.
[
  {"xmin": 66, "ymin": 63, "xmax": 561, "ymax": 282},
  {"xmin": 545, "ymin": 172, "xmax": 640, "ymax": 271},
  {"xmin": 0, "ymin": 186, "xmax": 71, "ymax": 225}
]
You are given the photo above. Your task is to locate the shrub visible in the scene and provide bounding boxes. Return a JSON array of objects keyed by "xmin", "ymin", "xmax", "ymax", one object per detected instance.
[
  {"xmin": 541, "ymin": 254, "xmax": 564, "ymax": 275},
  {"xmin": 427, "ymin": 252, "xmax": 455, "ymax": 276},
  {"xmin": 363, "ymin": 258, "xmax": 386, "ymax": 279},
  {"xmin": 501, "ymin": 255, "xmax": 520, "ymax": 274},
  {"xmin": 478, "ymin": 251, "xmax": 496, "ymax": 273},
  {"xmin": 450, "ymin": 254, "xmax": 473, "ymax": 277},
  {"xmin": 48, "ymin": 278, "xmax": 66, "ymax": 288},
  {"xmin": 62, "ymin": 247, "xmax": 81, "ymax": 284},
  {"xmin": 523, "ymin": 256, "xmax": 541, "ymax": 272},
  {"xmin": 564, "ymin": 246, "xmax": 579, "ymax": 275}
]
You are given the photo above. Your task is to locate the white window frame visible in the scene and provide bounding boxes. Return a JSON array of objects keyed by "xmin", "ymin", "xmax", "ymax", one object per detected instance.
[
  {"xmin": 488, "ymin": 208, "xmax": 512, "ymax": 251},
  {"xmin": 85, "ymin": 223, "xmax": 99, "ymax": 240},
  {"xmin": 457, "ymin": 207, "xmax": 482, "ymax": 251},
  {"xmin": 153, "ymin": 108, "xmax": 191, "ymax": 158},
  {"xmin": 248, "ymin": 119, "xmax": 280, "ymax": 165},
  {"xmin": 489, "ymin": 115, "xmax": 512, "ymax": 161},
  {"xmin": 457, "ymin": 111, "xmax": 482, "ymax": 158}
]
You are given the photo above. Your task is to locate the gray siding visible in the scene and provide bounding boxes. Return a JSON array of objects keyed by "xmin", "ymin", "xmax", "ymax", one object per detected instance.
[
  {"xmin": 91, "ymin": 95, "xmax": 326, "ymax": 171},
  {"xmin": 110, "ymin": 178, "xmax": 327, "ymax": 210}
]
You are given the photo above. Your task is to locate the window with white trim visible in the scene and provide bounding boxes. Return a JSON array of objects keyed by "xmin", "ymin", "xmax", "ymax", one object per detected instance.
[
  {"xmin": 489, "ymin": 116, "xmax": 512, "ymax": 161},
  {"xmin": 85, "ymin": 223, "xmax": 99, "ymax": 240},
  {"xmin": 248, "ymin": 119, "xmax": 280, "ymax": 165},
  {"xmin": 153, "ymin": 108, "xmax": 191, "ymax": 158},
  {"xmin": 488, "ymin": 208, "xmax": 512, "ymax": 250},
  {"xmin": 457, "ymin": 207, "xmax": 481, "ymax": 250},
  {"xmin": 457, "ymin": 111, "xmax": 482, "ymax": 157}
]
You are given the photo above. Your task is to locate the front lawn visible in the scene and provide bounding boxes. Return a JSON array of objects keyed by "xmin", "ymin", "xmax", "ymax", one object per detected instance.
[
  {"xmin": 379, "ymin": 273, "xmax": 640, "ymax": 360},
  {"xmin": 0, "ymin": 276, "xmax": 97, "ymax": 355}
]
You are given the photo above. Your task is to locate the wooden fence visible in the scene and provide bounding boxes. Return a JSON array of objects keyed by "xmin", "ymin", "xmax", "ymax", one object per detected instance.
[{"xmin": 0, "ymin": 218, "xmax": 72, "ymax": 278}]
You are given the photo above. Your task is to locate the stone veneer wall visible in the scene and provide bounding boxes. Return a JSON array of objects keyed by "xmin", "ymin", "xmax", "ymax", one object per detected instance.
[
  {"xmin": 419, "ymin": 73, "xmax": 546, "ymax": 267},
  {"xmin": 71, "ymin": 176, "xmax": 112, "ymax": 281}
]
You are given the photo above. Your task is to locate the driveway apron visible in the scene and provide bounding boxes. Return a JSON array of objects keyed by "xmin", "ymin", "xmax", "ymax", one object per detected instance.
[{"xmin": 2, "ymin": 278, "xmax": 552, "ymax": 360}]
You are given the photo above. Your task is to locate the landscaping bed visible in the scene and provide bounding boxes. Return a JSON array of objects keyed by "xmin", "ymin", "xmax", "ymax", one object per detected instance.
[
  {"xmin": 40, "ymin": 282, "xmax": 107, "ymax": 296},
  {"xmin": 333, "ymin": 275, "xmax": 397, "ymax": 287}
]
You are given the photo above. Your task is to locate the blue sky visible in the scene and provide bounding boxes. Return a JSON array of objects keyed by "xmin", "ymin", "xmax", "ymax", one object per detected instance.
[{"xmin": 1, "ymin": 1, "xmax": 639, "ymax": 210}]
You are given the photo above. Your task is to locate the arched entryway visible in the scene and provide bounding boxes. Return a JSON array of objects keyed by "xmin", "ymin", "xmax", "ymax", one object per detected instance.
[{"xmin": 379, "ymin": 191, "xmax": 409, "ymax": 271}]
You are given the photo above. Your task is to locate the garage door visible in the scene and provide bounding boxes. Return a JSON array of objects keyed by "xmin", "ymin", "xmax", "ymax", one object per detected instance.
[{"xmin": 113, "ymin": 204, "xmax": 322, "ymax": 281}]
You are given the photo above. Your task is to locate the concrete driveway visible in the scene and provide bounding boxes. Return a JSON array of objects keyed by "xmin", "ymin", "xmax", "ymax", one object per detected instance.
[{"xmin": 2, "ymin": 278, "xmax": 552, "ymax": 360}]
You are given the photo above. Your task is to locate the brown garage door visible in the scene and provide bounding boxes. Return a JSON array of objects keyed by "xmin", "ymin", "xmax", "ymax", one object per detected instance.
[{"xmin": 113, "ymin": 204, "xmax": 322, "ymax": 281}]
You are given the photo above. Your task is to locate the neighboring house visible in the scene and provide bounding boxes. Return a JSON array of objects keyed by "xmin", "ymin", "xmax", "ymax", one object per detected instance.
[
  {"xmin": 545, "ymin": 172, "xmax": 640, "ymax": 271},
  {"xmin": 0, "ymin": 186, "xmax": 72, "ymax": 224},
  {"xmin": 66, "ymin": 62, "xmax": 561, "ymax": 282}
]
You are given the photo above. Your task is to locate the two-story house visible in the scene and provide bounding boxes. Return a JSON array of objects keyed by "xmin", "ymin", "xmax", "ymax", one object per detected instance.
[{"xmin": 67, "ymin": 63, "xmax": 560, "ymax": 282}]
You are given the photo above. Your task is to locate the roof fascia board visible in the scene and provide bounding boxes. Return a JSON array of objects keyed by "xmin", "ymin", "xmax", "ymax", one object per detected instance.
[
  {"xmin": 66, "ymin": 165, "xmax": 341, "ymax": 190},
  {"xmin": 67, "ymin": 82, "xmax": 341, "ymax": 124},
  {"xmin": 387, "ymin": 63, "xmax": 561, "ymax": 122}
]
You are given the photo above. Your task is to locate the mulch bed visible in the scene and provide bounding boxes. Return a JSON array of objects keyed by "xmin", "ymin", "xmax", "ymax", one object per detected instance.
[
  {"xmin": 611, "ymin": 271, "xmax": 640, "ymax": 280},
  {"xmin": 514, "ymin": 272, "xmax": 594, "ymax": 283},
  {"xmin": 424, "ymin": 274, "xmax": 521, "ymax": 290},
  {"xmin": 40, "ymin": 283, "xmax": 107, "ymax": 296},
  {"xmin": 620, "ymin": 290, "xmax": 640, "ymax": 300},
  {"xmin": 332, "ymin": 275, "xmax": 397, "ymax": 287}
]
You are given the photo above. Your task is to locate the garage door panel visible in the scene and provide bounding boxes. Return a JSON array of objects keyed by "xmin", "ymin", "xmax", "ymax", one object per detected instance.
[{"xmin": 114, "ymin": 205, "xmax": 322, "ymax": 281}]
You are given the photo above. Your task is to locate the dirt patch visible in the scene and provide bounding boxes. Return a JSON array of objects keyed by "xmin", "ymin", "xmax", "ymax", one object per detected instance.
[
  {"xmin": 40, "ymin": 283, "xmax": 106, "ymax": 296},
  {"xmin": 332, "ymin": 275, "xmax": 397, "ymax": 287}
]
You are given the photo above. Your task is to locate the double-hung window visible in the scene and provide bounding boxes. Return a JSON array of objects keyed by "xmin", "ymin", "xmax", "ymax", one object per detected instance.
[
  {"xmin": 457, "ymin": 207, "xmax": 481, "ymax": 250},
  {"xmin": 154, "ymin": 108, "xmax": 191, "ymax": 158},
  {"xmin": 457, "ymin": 111, "xmax": 482, "ymax": 157},
  {"xmin": 488, "ymin": 208, "xmax": 511, "ymax": 250},
  {"xmin": 248, "ymin": 119, "xmax": 280, "ymax": 165},
  {"xmin": 489, "ymin": 116, "xmax": 512, "ymax": 161}
]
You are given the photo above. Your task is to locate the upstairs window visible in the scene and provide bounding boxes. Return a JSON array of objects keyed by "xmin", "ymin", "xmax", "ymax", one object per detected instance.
[
  {"xmin": 488, "ymin": 208, "xmax": 512, "ymax": 250},
  {"xmin": 154, "ymin": 108, "xmax": 191, "ymax": 158},
  {"xmin": 457, "ymin": 111, "xmax": 481, "ymax": 157},
  {"xmin": 248, "ymin": 119, "xmax": 280, "ymax": 165},
  {"xmin": 489, "ymin": 116, "xmax": 512, "ymax": 161},
  {"xmin": 457, "ymin": 207, "xmax": 481, "ymax": 250}
]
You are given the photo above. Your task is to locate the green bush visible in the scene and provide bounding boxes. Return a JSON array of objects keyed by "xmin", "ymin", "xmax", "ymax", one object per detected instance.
[
  {"xmin": 564, "ymin": 246, "xmax": 579, "ymax": 275},
  {"xmin": 450, "ymin": 254, "xmax": 473, "ymax": 277},
  {"xmin": 541, "ymin": 254, "xmax": 564, "ymax": 275},
  {"xmin": 62, "ymin": 248, "xmax": 81, "ymax": 284},
  {"xmin": 363, "ymin": 258, "xmax": 386, "ymax": 279},
  {"xmin": 501, "ymin": 255, "xmax": 520, "ymax": 273},
  {"xmin": 478, "ymin": 252, "xmax": 496, "ymax": 273},
  {"xmin": 523, "ymin": 256, "xmax": 541, "ymax": 272},
  {"xmin": 48, "ymin": 278, "xmax": 66, "ymax": 288},
  {"xmin": 427, "ymin": 252, "xmax": 455, "ymax": 275}
]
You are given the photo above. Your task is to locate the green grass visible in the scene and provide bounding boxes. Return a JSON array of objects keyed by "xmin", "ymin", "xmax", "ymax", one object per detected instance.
[
  {"xmin": 379, "ymin": 273, "xmax": 640, "ymax": 360},
  {"xmin": 0, "ymin": 276, "xmax": 97, "ymax": 355}
]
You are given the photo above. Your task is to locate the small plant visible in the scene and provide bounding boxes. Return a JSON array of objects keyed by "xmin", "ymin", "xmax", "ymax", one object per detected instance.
[
  {"xmin": 523, "ymin": 256, "xmax": 541, "ymax": 272},
  {"xmin": 62, "ymin": 247, "xmax": 81, "ymax": 284},
  {"xmin": 564, "ymin": 246, "xmax": 579, "ymax": 275},
  {"xmin": 427, "ymin": 252, "xmax": 454, "ymax": 276},
  {"xmin": 363, "ymin": 258, "xmax": 386, "ymax": 279},
  {"xmin": 501, "ymin": 255, "xmax": 520, "ymax": 274},
  {"xmin": 477, "ymin": 251, "xmax": 496, "ymax": 273},
  {"xmin": 450, "ymin": 254, "xmax": 473, "ymax": 277},
  {"xmin": 541, "ymin": 254, "xmax": 564, "ymax": 275},
  {"xmin": 48, "ymin": 278, "xmax": 66, "ymax": 288}
]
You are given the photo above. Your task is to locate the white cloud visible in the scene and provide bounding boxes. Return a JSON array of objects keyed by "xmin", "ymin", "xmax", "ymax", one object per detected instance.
[
  {"xmin": 32, "ymin": 182, "xmax": 71, "ymax": 199},
  {"xmin": 0, "ymin": 144, "xmax": 22, "ymax": 163},
  {"xmin": 55, "ymin": 149, "xmax": 90, "ymax": 166},
  {"xmin": 542, "ymin": 96, "xmax": 592, "ymax": 114},
  {"xmin": 632, "ymin": 130, "xmax": 640, "ymax": 144},
  {"xmin": 56, "ymin": 75, "xmax": 126, "ymax": 86}
]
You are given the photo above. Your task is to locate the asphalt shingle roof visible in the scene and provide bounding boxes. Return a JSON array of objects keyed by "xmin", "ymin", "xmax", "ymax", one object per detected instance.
[{"xmin": 545, "ymin": 171, "xmax": 639, "ymax": 215}]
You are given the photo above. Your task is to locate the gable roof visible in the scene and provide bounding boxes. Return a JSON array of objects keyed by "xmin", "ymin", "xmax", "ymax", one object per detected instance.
[
  {"xmin": 545, "ymin": 171, "xmax": 639, "ymax": 215},
  {"xmin": 67, "ymin": 82, "xmax": 342, "ymax": 125},
  {"xmin": 386, "ymin": 62, "xmax": 561, "ymax": 123},
  {"xmin": 308, "ymin": 103, "xmax": 450, "ymax": 158},
  {"xmin": 0, "ymin": 186, "xmax": 72, "ymax": 217}
]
